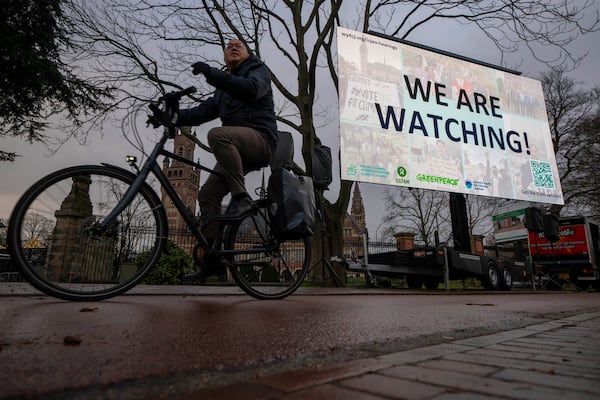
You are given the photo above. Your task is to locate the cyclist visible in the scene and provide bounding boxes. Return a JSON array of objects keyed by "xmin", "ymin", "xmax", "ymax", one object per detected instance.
[{"xmin": 158, "ymin": 39, "xmax": 278, "ymax": 279}]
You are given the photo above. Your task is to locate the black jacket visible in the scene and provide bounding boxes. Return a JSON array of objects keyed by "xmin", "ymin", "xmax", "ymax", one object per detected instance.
[{"xmin": 177, "ymin": 55, "xmax": 278, "ymax": 150}]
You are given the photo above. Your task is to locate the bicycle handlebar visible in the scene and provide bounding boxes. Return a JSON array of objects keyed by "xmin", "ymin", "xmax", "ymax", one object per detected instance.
[{"xmin": 147, "ymin": 86, "xmax": 197, "ymax": 132}]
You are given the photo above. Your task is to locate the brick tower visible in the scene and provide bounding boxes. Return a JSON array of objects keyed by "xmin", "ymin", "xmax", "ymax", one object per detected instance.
[
  {"xmin": 161, "ymin": 127, "xmax": 200, "ymax": 253},
  {"xmin": 343, "ymin": 182, "xmax": 367, "ymax": 257},
  {"xmin": 350, "ymin": 182, "xmax": 366, "ymax": 231}
]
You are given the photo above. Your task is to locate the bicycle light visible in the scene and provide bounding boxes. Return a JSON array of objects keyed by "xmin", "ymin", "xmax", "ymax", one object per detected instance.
[{"xmin": 126, "ymin": 155, "xmax": 139, "ymax": 172}]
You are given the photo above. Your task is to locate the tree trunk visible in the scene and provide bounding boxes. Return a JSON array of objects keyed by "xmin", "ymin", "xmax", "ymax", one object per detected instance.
[{"xmin": 308, "ymin": 181, "xmax": 353, "ymax": 286}]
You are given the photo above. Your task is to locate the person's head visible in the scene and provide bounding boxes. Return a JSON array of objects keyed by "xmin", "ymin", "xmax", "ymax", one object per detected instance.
[{"xmin": 224, "ymin": 39, "xmax": 251, "ymax": 70}]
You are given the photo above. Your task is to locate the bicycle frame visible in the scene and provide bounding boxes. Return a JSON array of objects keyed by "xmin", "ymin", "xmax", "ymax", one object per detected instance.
[
  {"xmin": 98, "ymin": 128, "xmax": 221, "ymax": 251},
  {"xmin": 97, "ymin": 84, "xmax": 278, "ymax": 263}
]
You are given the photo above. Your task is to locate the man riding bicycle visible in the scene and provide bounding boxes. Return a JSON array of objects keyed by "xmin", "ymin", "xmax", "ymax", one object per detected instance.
[{"xmin": 153, "ymin": 39, "xmax": 278, "ymax": 279}]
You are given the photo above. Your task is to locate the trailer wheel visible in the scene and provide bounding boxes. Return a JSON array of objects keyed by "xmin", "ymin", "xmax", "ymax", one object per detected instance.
[
  {"xmin": 499, "ymin": 265, "xmax": 513, "ymax": 291},
  {"xmin": 423, "ymin": 277, "xmax": 441, "ymax": 290},
  {"xmin": 405, "ymin": 275, "xmax": 425, "ymax": 289},
  {"xmin": 482, "ymin": 263, "xmax": 499, "ymax": 290}
]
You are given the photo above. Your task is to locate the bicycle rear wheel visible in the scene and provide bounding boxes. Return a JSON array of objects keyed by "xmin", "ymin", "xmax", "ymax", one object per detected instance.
[
  {"xmin": 7, "ymin": 165, "xmax": 167, "ymax": 301},
  {"xmin": 225, "ymin": 205, "xmax": 310, "ymax": 300}
]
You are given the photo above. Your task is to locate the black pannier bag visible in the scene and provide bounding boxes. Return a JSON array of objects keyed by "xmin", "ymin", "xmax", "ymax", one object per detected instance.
[{"xmin": 268, "ymin": 167, "xmax": 316, "ymax": 239}]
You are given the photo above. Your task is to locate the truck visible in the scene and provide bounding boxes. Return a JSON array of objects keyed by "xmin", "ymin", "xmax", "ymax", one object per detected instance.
[{"xmin": 529, "ymin": 216, "xmax": 600, "ymax": 290}]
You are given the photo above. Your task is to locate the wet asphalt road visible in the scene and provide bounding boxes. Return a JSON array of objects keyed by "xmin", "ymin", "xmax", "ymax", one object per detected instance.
[{"xmin": 1, "ymin": 285, "xmax": 599, "ymax": 398}]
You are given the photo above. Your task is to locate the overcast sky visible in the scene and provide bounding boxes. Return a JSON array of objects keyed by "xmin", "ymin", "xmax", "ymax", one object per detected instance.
[{"xmin": 1, "ymin": 10, "xmax": 599, "ymax": 240}]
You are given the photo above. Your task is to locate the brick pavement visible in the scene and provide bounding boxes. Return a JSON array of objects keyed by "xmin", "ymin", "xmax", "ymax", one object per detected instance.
[{"xmin": 181, "ymin": 311, "xmax": 600, "ymax": 400}]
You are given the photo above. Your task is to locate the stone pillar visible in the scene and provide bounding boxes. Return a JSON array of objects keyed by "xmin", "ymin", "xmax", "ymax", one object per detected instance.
[
  {"xmin": 47, "ymin": 175, "xmax": 118, "ymax": 283},
  {"xmin": 394, "ymin": 232, "xmax": 415, "ymax": 251}
]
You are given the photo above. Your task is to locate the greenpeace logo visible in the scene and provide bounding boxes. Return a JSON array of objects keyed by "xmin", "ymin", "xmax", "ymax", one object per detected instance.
[{"xmin": 416, "ymin": 174, "xmax": 459, "ymax": 186}]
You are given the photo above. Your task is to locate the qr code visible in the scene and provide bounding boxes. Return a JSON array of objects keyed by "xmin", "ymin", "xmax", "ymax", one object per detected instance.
[{"xmin": 530, "ymin": 160, "xmax": 555, "ymax": 189}]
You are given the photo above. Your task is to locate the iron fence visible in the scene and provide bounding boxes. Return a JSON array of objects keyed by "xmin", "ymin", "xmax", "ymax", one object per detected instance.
[{"xmin": 0, "ymin": 251, "xmax": 25, "ymax": 282}]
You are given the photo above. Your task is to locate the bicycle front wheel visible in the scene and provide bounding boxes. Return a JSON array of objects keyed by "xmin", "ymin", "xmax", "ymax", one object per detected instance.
[
  {"xmin": 7, "ymin": 165, "xmax": 168, "ymax": 301},
  {"xmin": 225, "ymin": 206, "xmax": 310, "ymax": 300}
]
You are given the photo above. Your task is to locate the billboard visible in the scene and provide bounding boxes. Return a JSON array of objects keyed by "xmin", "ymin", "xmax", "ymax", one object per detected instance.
[{"xmin": 337, "ymin": 27, "xmax": 563, "ymax": 205}]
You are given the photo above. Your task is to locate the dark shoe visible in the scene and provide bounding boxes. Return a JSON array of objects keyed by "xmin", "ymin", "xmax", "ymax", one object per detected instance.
[
  {"xmin": 203, "ymin": 255, "xmax": 226, "ymax": 277},
  {"xmin": 216, "ymin": 194, "xmax": 255, "ymax": 220},
  {"xmin": 180, "ymin": 271, "xmax": 206, "ymax": 283},
  {"xmin": 181, "ymin": 256, "xmax": 226, "ymax": 283},
  {"xmin": 182, "ymin": 242, "xmax": 225, "ymax": 284}
]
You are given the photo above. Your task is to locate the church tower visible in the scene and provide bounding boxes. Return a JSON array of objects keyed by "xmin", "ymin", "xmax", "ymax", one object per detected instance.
[
  {"xmin": 343, "ymin": 182, "xmax": 367, "ymax": 257},
  {"xmin": 161, "ymin": 127, "xmax": 200, "ymax": 252},
  {"xmin": 350, "ymin": 182, "xmax": 366, "ymax": 232}
]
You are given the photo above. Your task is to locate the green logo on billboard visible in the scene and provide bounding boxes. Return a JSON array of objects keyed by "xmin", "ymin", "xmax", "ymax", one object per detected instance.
[{"xmin": 397, "ymin": 166, "xmax": 407, "ymax": 177}]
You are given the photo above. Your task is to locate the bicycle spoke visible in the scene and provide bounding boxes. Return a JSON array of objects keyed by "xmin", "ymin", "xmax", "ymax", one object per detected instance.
[
  {"xmin": 226, "ymin": 208, "xmax": 310, "ymax": 299},
  {"xmin": 8, "ymin": 165, "xmax": 167, "ymax": 301}
]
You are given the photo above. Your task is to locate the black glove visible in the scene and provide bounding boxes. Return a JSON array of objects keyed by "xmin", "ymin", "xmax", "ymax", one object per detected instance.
[
  {"xmin": 191, "ymin": 61, "xmax": 211, "ymax": 75},
  {"xmin": 146, "ymin": 103, "xmax": 165, "ymax": 128},
  {"xmin": 146, "ymin": 114, "xmax": 162, "ymax": 128}
]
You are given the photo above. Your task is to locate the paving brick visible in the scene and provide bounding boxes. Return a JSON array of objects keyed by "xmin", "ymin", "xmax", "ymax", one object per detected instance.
[
  {"xmin": 415, "ymin": 359, "xmax": 499, "ymax": 376},
  {"xmin": 431, "ymin": 391, "xmax": 506, "ymax": 400},
  {"xmin": 464, "ymin": 348, "xmax": 536, "ymax": 361},
  {"xmin": 500, "ymin": 339, "xmax": 560, "ymax": 351},
  {"xmin": 493, "ymin": 368, "xmax": 600, "ymax": 394},
  {"xmin": 560, "ymin": 312, "xmax": 600, "ymax": 323},
  {"xmin": 255, "ymin": 357, "xmax": 392, "ymax": 393},
  {"xmin": 380, "ymin": 364, "xmax": 599, "ymax": 400},
  {"xmin": 279, "ymin": 383, "xmax": 386, "ymax": 400},
  {"xmin": 532, "ymin": 354, "xmax": 600, "ymax": 370},
  {"xmin": 339, "ymin": 372, "xmax": 446, "ymax": 400},
  {"xmin": 453, "ymin": 328, "xmax": 540, "ymax": 347},
  {"xmin": 485, "ymin": 343, "xmax": 554, "ymax": 355},
  {"xmin": 513, "ymin": 321, "xmax": 568, "ymax": 332},
  {"xmin": 375, "ymin": 343, "xmax": 474, "ymax": 365},
  {"xmin": 535, "ymin": 333, "xmax": 580, "ymax": 342},
  {"xmin": 561, "ymin": 341, "xmax": 600, "ymax": 352},
  {"xmin": 515, "ymin": 337, "xmax": 598, "ymax": 351},
  {"xmin": 489, "ymin": 343, "xmax": 599, "ymax": 364},
  {"xmin": 444, "ymin": 351, "xmax": 600, "ymax": 380},
  {"xmin": 538, "ymin": 329, "xmax": 592, "ymax": 338}
]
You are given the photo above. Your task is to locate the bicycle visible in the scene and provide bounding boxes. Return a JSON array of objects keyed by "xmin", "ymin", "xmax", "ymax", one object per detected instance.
[{"xmin": 7, "ymin": 87, "xmax": 311, "ymax": 301}]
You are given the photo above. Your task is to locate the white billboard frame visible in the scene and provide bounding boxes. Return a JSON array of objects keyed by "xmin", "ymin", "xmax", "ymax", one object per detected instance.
[{"xmin": 337, "ymin": 27, "xmax": 563, "ymax": 205}]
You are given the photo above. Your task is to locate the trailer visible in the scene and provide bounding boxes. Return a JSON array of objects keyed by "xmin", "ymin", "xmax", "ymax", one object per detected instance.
[
  {"xmin": 529, "ymin": 216, "xmax": 600, "ymax": 290},
  {"xmin": 344, "ymin": 196, "xmax": 532, "ymax": 291},
  {"xmin": 346, "ymin": 245, "xmax": 530, "ymax": 291}
]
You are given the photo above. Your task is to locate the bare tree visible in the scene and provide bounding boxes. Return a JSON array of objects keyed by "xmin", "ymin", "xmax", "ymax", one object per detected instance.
[
  {"xmin": 0, "ymin": 219, "xmax": 7, "ymax": 247},
  {"xmin": 464, "ymin": 195, "xmax": 503, "ymax": 246},
  {"xmin": 63, "ymin": 0, "xmax": 599, "ymax": 277},
  {"xmin": 361, "ymin": 0, "xmax": 598, "ymax": 70},
  {"xmin": 542, "ymin": 68, "xmax": 600, "ymax": 217},
  {"xmin": 22, "ymin": 213, "xmax": 53, "ymax": 244},
  {"xmin": 383, "ymin": 188, "xmax": 449, "ymax": 246}
]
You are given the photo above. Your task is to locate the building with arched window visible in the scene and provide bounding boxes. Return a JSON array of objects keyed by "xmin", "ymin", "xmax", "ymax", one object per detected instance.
[
  {"xmin": 343, "ymin": 183, "xmax": 367, "ymax": 258},
  {"xmin": 161, "ymin": 127, "xmax": 201, "ymax": 254}
]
